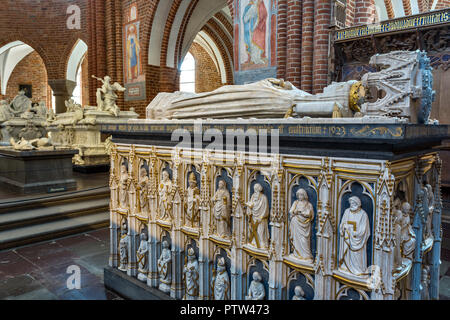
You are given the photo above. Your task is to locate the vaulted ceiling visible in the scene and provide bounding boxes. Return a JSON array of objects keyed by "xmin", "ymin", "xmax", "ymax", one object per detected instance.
[{"xmin": 374, "ymin": 0, "xmax": 447, "ymax": 21}]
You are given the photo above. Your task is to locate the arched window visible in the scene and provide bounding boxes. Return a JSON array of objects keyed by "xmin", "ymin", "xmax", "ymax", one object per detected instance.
[
  {"xmin": 72, "ymin": 64, "xmax": 83, "ymax": 105},
  {"xmin": 179, "ymin": 52, "xmax": 196, "ymax": 93}
]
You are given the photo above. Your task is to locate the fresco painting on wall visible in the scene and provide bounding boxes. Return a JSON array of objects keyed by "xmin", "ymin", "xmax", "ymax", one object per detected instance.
[
  {"xmin": 123, "ymin": 2, "xmax": 146, "ymax": 101},
  {"xmin": 235, "ymin": 0, "xmax": 277, "ymax": 84}
]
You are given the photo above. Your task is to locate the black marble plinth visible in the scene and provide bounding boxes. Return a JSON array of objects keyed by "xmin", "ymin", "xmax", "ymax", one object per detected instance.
[
  {"xmin": 73, "ymin": 164, "xmax": 110, "ymax": 174},
  {"xmin": 0, "ymin": 149, "xmax": 78, "ymax": 194},
  {"xmin": 101, "ymin": 121, "xmax": 450, "ymax": 160},
  {"xmin": 104, "ymin": 266, "xmax": 174, "ymax": 300}
]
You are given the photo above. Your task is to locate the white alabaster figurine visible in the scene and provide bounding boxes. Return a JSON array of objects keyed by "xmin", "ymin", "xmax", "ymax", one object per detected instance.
[
  {"xmin": 425, "ymin": 184, "xmax": 434, "ymax": 240},
  {"xmin": 92, "ymin": 75, "xmax": 126, "ymax": 117},
  {"xmin": 289, "ymin": 188, "xmax": 314, "ymax": 262},
  {"xmin": 0, "ymin": 100, "xmax": 13, "ymax": 122},
  {"xmin": 137, "ymin": 165, "xmax": 149, "ymax": 213},
  {"xmin": 185, "ymin": 173, "xmax": 200, "ymax": 228},
  {"xmin": 245, "ymin": 271, "xmax": 265, "ymax": 300},
  {"xmin": 246, "ymin": 183, "xmax": 270, "ymax": 249},
  {"xmin": 338, "ymin": 196, "xmax": 371, "ymax": 276},
  {"xmin": 136, "ymin": 231, "xmax": 149, "ymax": 281},
  {"xmin": 211, "ymin": 180, "xmax": 231, "ymax": 238},
  {"xmin": 211, "ymin": 257, "xmax": 230, "ymax": 300},
  {"xmin": 118, "ymin": 225, "xmax": 129, "ymax": 272},
  {"xmin": 157, "ymin": 240, "xmax": 172, "ymax": 293},
  {"xmin": 420, "ymin": 266, "xmax": 430, "ymax": 300},
  {"xmin": 158, "ymin": 170, "xmax": 173, "ymax": 221},
  {"xmin": 119, "ymin": 163, "xmax": 129, "ymax": 209},
  {"xmin": 394, "ymin": 202, "xmax": 416, "ymax": 270},
  {"xmin": 292, "ymin": 285, "xmax": 306, "ymax": 300},
  {"xmin": 183, "ymin": 248, "xmax": 199, "ymax": 300}
]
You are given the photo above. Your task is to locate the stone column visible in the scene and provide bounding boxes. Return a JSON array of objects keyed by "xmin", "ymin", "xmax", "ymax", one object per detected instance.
[
  {"xmin": 48, "ymin": 79, "xmax": 77, "ymax": 114},
  {"xmin": 231, "ymin": 156, "xmax": 246, "ymax": 300},
  {"xmin": 199, "ymin": 158, "xmax": 212, "ymax": 300},
  {"xmin": 314, "ymin": 158, "xmax": 334, "ymax": 300}
]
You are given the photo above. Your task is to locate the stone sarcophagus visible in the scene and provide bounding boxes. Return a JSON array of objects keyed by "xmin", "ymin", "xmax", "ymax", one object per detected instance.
[{"xmin": 102, "ymin": 120, "xmax": 448, "ymax": 300}]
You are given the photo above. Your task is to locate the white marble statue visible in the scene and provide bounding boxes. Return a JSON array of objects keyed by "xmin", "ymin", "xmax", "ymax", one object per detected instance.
[
  {"xmin": 136, "ymin": 231, "xmax": 149, "ymax": 281},
  {"xmin": 119, "ymin": 163, "xmax": 129, "ymax": 209},
  {"xmin": 292, "ymin": 285, "xmax": 306, "ymax": 300},
  {"xmin": 33, "ymin": 101, "xmax": 48, "ymax": 118},
  {"xmin": 245, "ymin": 271, "xmax": 265, "ymax": 300},
  {"xmin": 246, "ymin": 183, "xmax": 270, "ymax": 249},
  {"xmin": 425, "ymin": 184, "xmax": 434, "ymax": 240},
  {"xmin": 92, "ymin": 75, "xmax": 126, "ymax": 117},
  {"xmin": 0, "ymin": 100, "xmax": 13, "ymax": 122},
  {"xmin": 394, "ymin": 201, "xmax": 416, "ymax": 271},
  {"xmin": 137, "ymin": 165, "xmax": 149, "ymax": 213},
  {"xmin": 118, "ymin": 225, "xmax": 129, "ymax": 272},
  {"xmin": 420, "ymin": 266, "xmax": 430, "ymax": 300},
  {"xmin": 289, "ymin": 188, "xmax": 314, "ymax": 262},
  {"xmin": 157, "ymin": 240, "xmax": 172, "ymax": 293},
  {"xmin": 211, "ymin": 179, "xmax": 231, "ymax": 238},
  {"xmin": 183, "ymin": 248, "xmax": 199, "ymax": 300},
  {"xmin": 338, "ymin": 196, "xmax": 371, "ymax": 276},
  {"xmin": 185, "ymin": 172, "xmax": 200, "ymax": 228},
  {"xmin": 10, "ymin": 90, "xmax": 32, "ymax": 116},
  {"xmin": 211, "ymin": 257, "xmax": 230, "ymax": 300},
  {"xmin": 158, "ymin": 170, "xmax": 173, "ymax": 221}
]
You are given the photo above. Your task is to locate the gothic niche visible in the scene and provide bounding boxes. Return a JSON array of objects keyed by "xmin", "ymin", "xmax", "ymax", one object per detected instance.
[
  {"xmin": 245, "ymin": 172, "xmax": 271, "ymax": 251},
  {"xmin": 288, "ymin": 176, "xmax": 317, "ymax": 265},
  {"xmin": 158, "ymin": 164, "xmax": 174, "ymax": 223},
  {"xmin": 157, "ymin": 232, "xmax": 172, "ymax": 293},
  {"xmin": 119, "ymin": 159, "xmax": 129, "ymax": 210},
  {"xmin": 211, "ymin": 248, "xmax": 231, "ymax": 300},
  {"xmin": 136, "ymin": 226, "xmax": 149, "ymax": 281},
  {"xmin": 211, "ymin": 169, "xmax": 233, "ymax": 240},
  {"xmin": 137, "ymin": 160, "xmax": 149, "ymax": 215},
  {"xmin": 288, "ymin": 270, "xmax": 315, "ymax": 300},
  {"xmin": 183, "ymin": 241, "xmax": 199, "ymax": 300},
  {"xmin": 337, "ymin": 182, "xmax": 373, "ymax": 279},
  {"xmin": 245, "ymin": 259, "xmax": 269, "ymax": 300},
  {"xmin": 184, "ymin": 168, "xmax": 201, "ymax": 229}
]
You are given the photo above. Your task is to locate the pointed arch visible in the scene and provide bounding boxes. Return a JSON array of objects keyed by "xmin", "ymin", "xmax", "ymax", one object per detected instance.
[{"xmin": 66, "ymin": 39, "xmax": 88, "ymax": 82}]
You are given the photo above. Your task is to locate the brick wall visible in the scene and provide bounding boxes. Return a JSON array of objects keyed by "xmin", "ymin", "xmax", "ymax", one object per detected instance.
[
  {"xmin": 190, "ymin": 42, "xmax": 223, "ymax": 93},
  {"xmin": 435, "ymin": 0, "xmax": 450, "ymax": 9},
  {"xmin": 0, "ymin": 51, "xmax": 51, "ymax": 108}
]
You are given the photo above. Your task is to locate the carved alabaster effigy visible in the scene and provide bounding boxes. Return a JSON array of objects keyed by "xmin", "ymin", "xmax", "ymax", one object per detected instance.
[
  {"xmin": 0, "ymin": 92, "xmax": 49, "ymax": 146},
  {"xmin": 145, "ymin": 51, "xmax": 434, "ymax": 124}
]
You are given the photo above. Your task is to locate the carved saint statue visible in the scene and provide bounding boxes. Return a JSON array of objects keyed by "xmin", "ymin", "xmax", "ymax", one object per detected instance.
[
  {"xmin": 425, "ymin": 184, "xmax": 434, "ymax": 240},
  {"xmin": 420, "ymin": 266, "xmax": 430, "ymax": 300},
  {"xmin": 211, "ymin": 179, "xmax": 231, "ymax": 238},
  {"xmin": 245, "ymin": 271, "xmax": 265, "ymax": 300},
  {"xmin": 118, "ymin": 224, "xmax": 129, "ymax": 272},
  {"xmin": 136, "ymin": 231, "xmax": 149, "ymax": 281},
  {"xmin": 157, "ymin": 240, "xmax": 172, "ymax": 293},
  {"xmin": 92, "ymin": 75, "xmax": 126, "ymax": 117},
  {"xmin": 183, "ymin": 248, "xmax": 199, "ymax": 300},
  {"xmin": 185, "ymin": 172, "xmax": 200, "ymax": 228},
  {"xmin": 338, "ymin": 196, "xmax": 371, "ymax": 276},
  {"xmin": 119, "ymin": 163, "xmax": 129, "ymax": 209},
  {"xmin": 394, "ymin": 201, "xmax": 416, "ymax": 270},
  {"xmin": 289, "ymin": 188, "xmax": 314, "ymax": 262},
  {"xmin": 137, "ymin": 165, "xmax": 149, "ymax": 214},
  {"xmin": 211, "ymin": 257, "xmax": 230, "ymax": 300},
  {"xmin": 292, "ymin": 285, "xmax": 306, "ymax": 300},
  {"xmin": 246, "ymin": 183, "xmax": 269, "ymax": 249},
  {"xmin": 158, "ymin": 170, "xmax": 173, "ymax": 221},
  {"xmin": 10, "ymin": 90, "xmax": 32, "ymax": 116}
]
